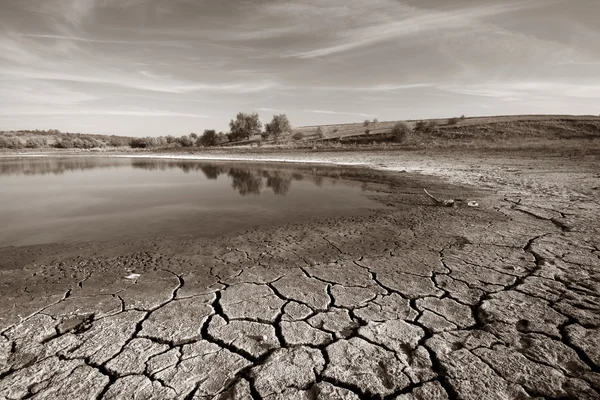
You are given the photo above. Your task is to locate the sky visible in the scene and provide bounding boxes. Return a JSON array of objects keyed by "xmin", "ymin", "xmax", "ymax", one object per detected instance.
[{"xmin": 0, "ymin": 0, "xmax": 599, "ymax": 136}]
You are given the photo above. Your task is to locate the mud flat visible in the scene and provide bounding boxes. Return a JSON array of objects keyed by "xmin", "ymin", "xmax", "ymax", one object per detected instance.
[{"xmin": 1, "ymin": 149, "xmax": 599, "ymax": 399}]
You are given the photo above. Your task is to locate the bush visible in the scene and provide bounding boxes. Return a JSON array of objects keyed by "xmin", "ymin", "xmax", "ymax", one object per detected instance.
[
  {"xmin": 460, "ymin": 114, "xmax": 466, "ymax": 120},
  {"xmin": 364, "ymin": 129, "xmax": 370, "ymax": 135},
  {"xmin": 315, "ymin": 126, "xmax": 326, "ymax": 139},
  {"xmin": 108, "ymin": 136, "xmax": 129, "ymax": 147},
  {"xmin": 415, "ymin": 120, "xmax": 437, "ymax": 133},
  {"xmin": 372, "ymin": 118, "xmax": 378, "ymax": 124},
  {"xmin": 332, "ymin": 128, "xmax": 339, "ymax": 133},
  {"xmin": 129, "ymin": 138, "xmax": 149, "ymax": 148},
  {"xmin": 448, "ymin": 117, "xmax": 459, "ymax": 125},
  {"xmin": 292, "ymin": 132, "xmax": 304, "ymax": 141},
  {"xmin": 363, "ymin": 119, "xmax": 370, "ymax": 127},
  {"xmin": 177, "ymin": 135, "xmax": 195, "ymax": 147},
  {"xmin": 25, "ymin": 137, "xmax": 47, "ymax": 148},
  {"xmin": 391, "ymin": 122, "xmax": 412, "ymax": 143},
  {"xmin": 217, "ymin": 132, "xmax": 228, "ymax": 144},
  {"xmin": 0, "ymin": 136, "xmax": 22, "ymax": 149},
  {"xmin": 264, "ymin": 114, "xmax": 291, "ymax": 139}
]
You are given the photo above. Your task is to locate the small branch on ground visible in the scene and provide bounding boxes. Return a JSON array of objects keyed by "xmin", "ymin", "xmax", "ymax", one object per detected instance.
[{"xmin": 424, "ymin": 189, "xmax": 478, "ymax": 208}]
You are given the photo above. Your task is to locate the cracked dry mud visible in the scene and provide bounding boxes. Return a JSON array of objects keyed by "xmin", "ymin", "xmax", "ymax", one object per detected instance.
[{"xmin": 1, "ymin": 155, "xmax": 599, "ymax": 400}]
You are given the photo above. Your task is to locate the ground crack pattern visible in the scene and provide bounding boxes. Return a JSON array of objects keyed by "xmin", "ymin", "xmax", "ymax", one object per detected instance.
[{"xmin": 1, "ymin": 194, "xmax": 599, "ymax": 400}]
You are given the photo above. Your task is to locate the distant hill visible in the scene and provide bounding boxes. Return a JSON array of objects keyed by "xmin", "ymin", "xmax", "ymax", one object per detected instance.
[
  {"xmin": 273, "ymin": 114, "xmax": 600, "ymax": 143},
  {"xmin": 2, "ymin": 115, "xmax": 599, "ymax": 151}
]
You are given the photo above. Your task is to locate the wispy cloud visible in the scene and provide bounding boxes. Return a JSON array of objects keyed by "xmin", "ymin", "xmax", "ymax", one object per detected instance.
[
  {"xmin": 0, "ymin": 66, "xmax": 277, "ymax": 95},
  {"xmin": 441, "ymin": 81, "xmax": 600, "ymax": 100},
  {"xmin": 257, "ymin": 107, "xmax": 286, "ymax": 112},
  {"xmin": 291, "ymin": 1, "xmax": 552, "ymax": 58},
  {"xmin": 19, "ymin": 33, "xmax": 191, "ymax": 48},
  {"xmin": 0, "ymin": 108, "xmax": 208, "ymax": 118},
  {"xmin": 301, "ymin": 109, "xmax": 373, "ymax": 118}
]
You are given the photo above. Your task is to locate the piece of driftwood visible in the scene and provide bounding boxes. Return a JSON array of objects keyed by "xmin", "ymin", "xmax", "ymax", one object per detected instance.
[{"xmin": 424, "ymin": 189, "xmax": 478, "ymax": 207}]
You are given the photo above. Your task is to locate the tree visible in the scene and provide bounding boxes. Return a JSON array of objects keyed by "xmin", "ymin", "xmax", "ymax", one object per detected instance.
[
  {"xmin": 391, "ymin": 122, "xmax": 412, "ymax": 143},
  {"xmin": 229, "ymin": 112, "xmax": 262, "ymax": 142},
  {"xmin": 448, "ymin": 117, "xmax": 459, "ymax": 125},
  {"xmin": 177, "ymin": 135, "xmax": 195, "ymax": 147},
  {"xmin": 363, "ymin": 119, "xmax": 370, "ymax": 127},
  {"xmin": 372, "ymin": 118, "xmax": 378, "ymax": 124},
  {"xmin": 292, "ymin": 132, "xmax": 304, "ymax": 140},
  {"xmin": 189, "ymin": 132, "xmax": 198, "ymax": 140},
  {"xmin": 264, "ymin": 114, "xmax": 291, "ymax": 139},
  {"xmin": 199, "ymin": 129, "xmax": 217, "ymax": 147},
  {"xmin": 166, "ymin": 135, "xmax": 177, "ymax": 144}
]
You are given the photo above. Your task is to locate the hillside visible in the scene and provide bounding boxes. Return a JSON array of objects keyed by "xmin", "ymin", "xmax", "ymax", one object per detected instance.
[
  {"xmin": 270, "ymin": 115, "xmax": 600, "ymax": 147},
  {"xmin": 2, "ymin": 115, "xmax": 599, "ymax": 151}
]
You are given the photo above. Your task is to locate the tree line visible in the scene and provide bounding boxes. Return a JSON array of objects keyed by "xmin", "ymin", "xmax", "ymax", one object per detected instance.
[{"xmin": 127, "ymin": 112, "xmax": 292, "ymax": 149}]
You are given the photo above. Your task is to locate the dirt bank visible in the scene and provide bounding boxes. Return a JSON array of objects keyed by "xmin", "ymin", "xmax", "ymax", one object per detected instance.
[{"xmin": 1, "ymin": 149, "xmax": 599, "ymax": 399}]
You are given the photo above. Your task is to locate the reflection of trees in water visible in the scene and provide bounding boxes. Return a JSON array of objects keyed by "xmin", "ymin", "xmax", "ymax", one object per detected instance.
[
  {"xmin": 0, "ymin": 158, "xmax": 125, "ymax": 176},
  {"xmin": 2, "ymin": 158, "xmax": 372, "ymax": 196},
  {"xmin": 131, "ymin": 161, "xmax": 305, "ymax": 196},
  {"xmin": 228, "ymin": 168, "xmax": 264, "ymax": 196},
  {"xmin": 200, "ymin": 165, "xmax": 224, "ymax": 180},
  {"xmin": 265, "ymin": 172, "xmax": 292, "ymax": 195}
]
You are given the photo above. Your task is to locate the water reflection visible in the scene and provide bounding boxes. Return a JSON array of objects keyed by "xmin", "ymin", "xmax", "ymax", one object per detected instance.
[
  {"xmin": 0, "ymin": 157, "xmax": 379, "ymax": 247},
  {"xmin": 0, "ymin": 157, "xmax": 363, "ymax": 197},
  {"xmin": 131, "ymin": 161, "xmax": 304, "ymax": 196},
  {"xmin": 0, "ymin": 157, "xmax": 126, "ymax": 176}
]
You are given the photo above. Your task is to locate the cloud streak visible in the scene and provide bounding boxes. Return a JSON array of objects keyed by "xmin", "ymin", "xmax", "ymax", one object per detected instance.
[{"xmin": 291, "ymin": 1, "xmax": 552, "ymax": 58}]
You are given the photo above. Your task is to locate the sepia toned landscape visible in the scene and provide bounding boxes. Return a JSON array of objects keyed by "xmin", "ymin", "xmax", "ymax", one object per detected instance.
[{"xmin": 1, "ymin": 1, "xmax": 600, "ymax": 400}]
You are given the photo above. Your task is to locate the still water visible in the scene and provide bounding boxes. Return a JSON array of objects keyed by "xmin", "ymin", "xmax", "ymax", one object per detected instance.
[{"xmin": 0, "ymin": 157, "xmax": 380, "ymax": 247}]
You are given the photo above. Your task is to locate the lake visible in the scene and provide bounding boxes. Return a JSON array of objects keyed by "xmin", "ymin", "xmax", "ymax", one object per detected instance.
[{"xmin": 0, "ymin": 157, "xmax": 381, "ymax": 247}]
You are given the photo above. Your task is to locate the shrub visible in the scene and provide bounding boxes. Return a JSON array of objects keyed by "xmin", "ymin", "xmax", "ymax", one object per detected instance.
[
  {"xmin": 0, "ymin": 136, "xmax": 22, "ymax": 149},
  {"xmin": 391, "ymin": 122, "xmax": 412, "ymax": 143},
  {"xmin": 415, "ymin": 120, "xmax": 437, "ymax": 133},
  {"xmin": 364, "ymin": 129, "xmax": 370, "ymax": 135},
  {"xmin": 25, "ymin": 137, "xmax": 47, "ymax": 148},
  {"xmin": 448, "ymin": 117, "xmax": 459, "ymax": 125},
  {"xmin": 372, "ymin": 118, "xmax": 378, "ymax": 124},
  {"xmin": 332, "ymin": 128, "xmax": 339, "ymax": 133},
  {"xmin": 363, "ymin": 119, "xmax": 370, "ymax": 127},
  {"xmin": 177, "ymin": 135, "xmax": 195, "ymax": 147},
  {"xmin": 53, "ymin": 138, "xmax": 74, "ymax": 148},
  {"xmin": 264, "ymin": 114, "xmax": 291, "ymax": 139},
  {"xmin": 108, "ymin": 136, "xmax": 129, "ymax": 147},
  {"xmin": 292, "ymin": 132, "xmax": 304, "ymax": 140},
  {"xmin": 229, "ymin": 112, "xmax": 262, "ymax": 142},
  {"xmin": 460, "ymin": 114, "xmax": 466, "ymax": 120},
  {"xmin": 129, "ymin": 138, "xmax": 148, "ymax": 148},
  {"xmin": 166, "ymin": 135, "xmax": 177, "ymax": 144},
  {"xmin": 315, "ymin": 126, "xmax": 326, "ymax": 138},
  {"xmin": 217, "ymin": 132, "xmax": 228, "ymax": 144}
]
